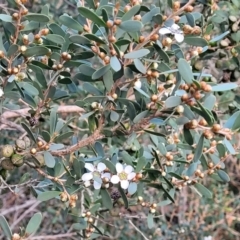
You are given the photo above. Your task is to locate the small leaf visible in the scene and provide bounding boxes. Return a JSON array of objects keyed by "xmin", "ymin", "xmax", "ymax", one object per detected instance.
[
  {"xmin": 133, "ymin": 110, "xmax": 149, "ymax": 124},
  {"xmin": 78, "ymin": 7, "xmax": 106, "ymax": 27},
  {"xmin": 178, "ymin": 59, "xmax": 193, "ymax": 84},
  {"xmin": 184, "ymin": 37, "xmax": 208, "ymax": 47},
  {"xmin": 136, "ymin": 157, "xmax": 147, "ymax": 172},
  {"xmin": 45, "ymin": 34, "xmax": 65, "ymax": 45},
  {"xmin": 210, "ymin": 31, "xmax": 230, "ymax": 43},
  {"xmin": 192, "ymin": 183, "xmax": 212, "ymax": 198},
  {"xmin": 223, "ymin": 138, "xmax": 236, "ymax": 154},
  {"xmin": 24, "ymin": 13, "xmax": 50, "ymax": 23},
  {"xmin": 0, "ymin": 215, "xmax": 12, "ymax": 239},
  {"xmin": 119, "ymin": 20, "xmax": 143, "ymax": 32},
  {"xmin": 165, "ymin": 96, "xmax": 181, "ymax": 108},
  {"xmin": 69, "ymin": 35, "xmax": 91, "ymax": 44},
  {"xmin": 43, "ymin": 151, "xmax": 56, "ymax": 168},
  {"xmin": 37, "ymin": 191, "xmax": 61, "ymax": 201},
  {"xmin": 193, "ymin": 134, "xmax": 204, "ymax": 162},
  {"xmin": 59, "ymin": 15, "xmax": 83, "ymax": 31},
  {"xmin": 122, "ymin": 5, "xmax": 141, "ymax": 21},
  {"xmin": 21, "ymin": 122, "xmax": 36, "ymax": 143},
  {"xmin": 94, "ymin": 142, "xmax": 104, "ymax": 157},
  {"xmin": 50, "ymin": 107, "xmax": 58, "ymax": 135},
  {"xmin": 211, "ymin": 83, "xmax": 238, "ymax": 92},
  {"xmin": 103, "ymin": 70, "xmax": 114, "ymax": 91},
  {"xmin": 224, "ymin": 111, "xmax": 240, "ymax": 129},
  {"xmin": 134, "ymin": 59, "xmax": 146, "ymax": 74},
  {"xmin": 110, "ymin": 56, "xmax": 121, "ymax": 72},
  {"xmin": 128, "ymin": 182, "xmax": 137, "ymax": 195},
  {"xmin": 118, "ymin": 186, "xmax": 128, "ymax": 209},
  {"xmin": 24, "ymin": 46, "xmax": 50, "ymax": 57},
  {"xmin": 217, "ymin": 170, "xmax": 230, "ymax": 182},
  {"xmin": 25, "ymin": 213, "xmax": 42, "ymax": 235},
  {"xmin": 147, "ymin": 213, "xmax": 154, "ymax": 229},
  {"xmin": 84, "ymin": 33, "xmax": 105, "ymax": 44},
  {"xmin": 100, "ymin": 189, "xmax": 113, "ymax": 209},
  {"xmin": 110, "ymin": 111, "xmax": 119, "ymax": 122},
  {"xmin": 124, "ymin": 49, "xmax": 150, "ymax": 59},
  {"xmin": 0, "ymin": 14, "xmax": 12, "ymax": 22},
  {"xmin": 92, "ymin": 65, "xmax": 111, "ymax": 80}
]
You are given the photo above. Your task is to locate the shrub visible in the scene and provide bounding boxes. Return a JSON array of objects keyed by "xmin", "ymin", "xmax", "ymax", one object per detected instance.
[{"xmin": 0, "ymin": 0, "xmax": 240, "ymax": 239}]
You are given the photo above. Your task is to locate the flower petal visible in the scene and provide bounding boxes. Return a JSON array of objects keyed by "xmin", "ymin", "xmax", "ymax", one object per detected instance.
[
  {"xmin": 85, "ymin": 163, "xmax": 94, "ymax": 172},
  {"xmin": 97, "ymin": 162, "xmax": 106, "ymax": 172},
  {"xmin": 120, "ymin": 180, "xmax": 129, "ymax": 189},
  {"xmin": 127, "ymin": 172, "xmax": 136, "ymax": 180},
  {"xmin": 82, "ymin": 172, "xmax": 93, "ymax": 181},
  {"xmin": 116, "ymin": 163, "xmax": 123, "ymax": 173},
  {"xmin": 102, "ymin": 172, "xmax": 111, "ymax": 179},
  {"xmin": 84, "ymin": 180, "xmax": 91, "ymax": 188},
  {"xmin": 171, "ymin": 23, "xmax": 180, "ymax": 31},
  {"xmin": 111, "ymin": 175, "xmax": 120, "ymax": 184},
  {"xmin": 175, "ymin": 33, "xmax": 184, "ymax": 43},
  {"xmin": 125, "ymin": 165, "xmax": 133, "ymax": 174},
  {"xmin": 94, "ymin": 180, "xmax": 102, "ymax": 189},
  {"xmin": 159, "ymin": 27, "xmax": 172, "ymax": 35}
]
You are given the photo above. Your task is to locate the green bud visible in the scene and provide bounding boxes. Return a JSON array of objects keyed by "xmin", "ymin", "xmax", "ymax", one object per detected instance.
[
  {"xmin": 15, "ymin": 139, "xmax": 26, "ymax": 150},
  {"xmin": 11, "ymin": 154, "xmax": 24, "ymax": 167},
  {"xmin": 2, "ymin": 145, "xmax": 14, "ymax": 158},
  {"xmin": 23, "ymin": 136, "xmax": 31, "ymax": 148},
  {"xmin": 1, "ymin": 159, "xmax": 15, "ymax": 170}
]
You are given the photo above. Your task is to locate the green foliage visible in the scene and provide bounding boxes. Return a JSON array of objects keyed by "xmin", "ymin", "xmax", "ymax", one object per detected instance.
[{"xmin": 0, "ymin": 0, "xmax": 240, "ymax": 239}]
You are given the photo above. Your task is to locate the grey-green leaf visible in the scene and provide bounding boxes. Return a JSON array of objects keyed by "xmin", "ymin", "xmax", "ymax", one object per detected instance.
[
  {"xmin": 78, "ymin": 7, "xmax": 106, "ymax": 27},
  {"xmin": 110, "ymin": 56, "xmax": 121, "ymax": 72},
  {"xmin": 37, "ymin": 191, "xmax": 61, "ymax": 201},
  {"xmin": 124, "ymin": 49, "xmax": 150, "ymax": 59},
  {"xmin": 119, "ymin": 20, "xmax": 143, "ymax": 32},
  {"xmin": 0, "ymin": 215, "xmax": 12, "ymax": 239},
  {"xmin": 59, "ymin": 15, "xmax": 83, "ymax": 31},
  {"xmin": 24, "ymin": 13, "xmax": 50, "ymax": 23},
  {"xmin": 178, "ymin": 59, "xmax": 193, "ymax": 84},
  {"xmin": 25, "ymin": 212, "xmax": 42, "ymax": 235},
  {"xmin": 192, "ymin": 183, "xmax": 212, "ymax": 198},
  {"xmin": 100, "ymin": 189, "xmax": 112, "ymax": 210},
  {"xmin": 43, "ymin": 151, "xmax": 56, "ymax": 168},
  {"xmin": 92, "ymin": 65, "xmax": 111, "ymax": 80}
]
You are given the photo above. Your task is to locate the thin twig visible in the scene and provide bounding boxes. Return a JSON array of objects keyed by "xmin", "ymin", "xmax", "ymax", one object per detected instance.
[{"xmin": 128, "ymin": 220, "xmax": 150, "ymax": 240}]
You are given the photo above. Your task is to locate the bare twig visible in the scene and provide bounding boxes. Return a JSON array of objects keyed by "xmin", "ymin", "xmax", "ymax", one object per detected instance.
[{"xmin": 128, "ymin": 220, "xmax": 150, "ymax": 240}]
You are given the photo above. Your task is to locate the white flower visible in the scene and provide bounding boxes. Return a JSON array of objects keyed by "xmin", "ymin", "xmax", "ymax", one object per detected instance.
[
  {"xmin": 134, "ymin": 80, "xmax": 142, "ymax": 88},
  {"xmin": 111, "ymin": 163, "xmax": 136, "ymax": 190},
  {"xmin": 82, "ymin": 162, "xmax": 111, "ymax": 189},
  {"xmin": 0, "ymin": 88, "xmax": 3, "ymax": 97},
  {"xmin": 204, "ymin": 237, "xmax": 212, "ymax": 240},
  {"xmin": 159, "ymin": 23, "xmax": 184, "ymax": 43}
]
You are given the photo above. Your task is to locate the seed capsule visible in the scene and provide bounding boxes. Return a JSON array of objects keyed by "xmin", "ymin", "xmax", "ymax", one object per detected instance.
[{"xmin": 2, "ymin": 145, "xmax": 14, "ymax": 158}]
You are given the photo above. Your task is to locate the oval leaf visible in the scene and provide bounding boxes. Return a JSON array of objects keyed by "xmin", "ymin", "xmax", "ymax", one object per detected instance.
[
  {"xmin": 178, "ymin": 59, "xmax": 193, "ymax": 84},
  {"xmin": 59, "ymin": 15, "xmax": 83, "ymax": 31},
  {"xmin": 0, "ymin": 215, "xmax": 12, "ymax": 239},
  {"xmin": 119, "ymin": 20, "xmax": 143, "ymax": 32},
  {"xmin": 78, "ymin": 7, "xmax": 106, "ymax": 27},
  {"xmin": 43, "ymin": 151, "xmax": 56, "ymax": 168},
  {"xmin": 124, "ymin": 49, "xmax": 150, "ymax": 59},
  {"xmin": 37, "ymin": 191, "xmax": 61, "ymax": 201},
  {"xmin": 25, "ymin": 213, "xmax": 42, "ymax": 235},
  {"xmin": 24, "ymin": 13, "xmax": 50, "ymax": 23}
]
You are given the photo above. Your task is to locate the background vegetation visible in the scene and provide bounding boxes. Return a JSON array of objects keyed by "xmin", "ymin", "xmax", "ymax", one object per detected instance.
[{"xmin": 0, "ymin": 0, "xmax": 240, "ymax": 239}]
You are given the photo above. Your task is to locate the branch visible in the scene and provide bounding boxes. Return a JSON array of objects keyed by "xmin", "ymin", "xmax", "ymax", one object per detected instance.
[
  {"xmin": 1, "ymin": 105, "xmax": 85, "ymax": 119},
  {"xmin": 128, "ymin": 220, "xmax": 150, "ymax": 240},
  {"xmin": 51, "ymin": 129, "xmax": 104, "ymax": 156},
  {"xmin": 0, "ymin": 118, "xmax": 26, "ymax": 132}
]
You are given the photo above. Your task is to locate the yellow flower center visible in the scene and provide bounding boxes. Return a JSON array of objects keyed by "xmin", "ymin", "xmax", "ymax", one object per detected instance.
[
  {"xmin": 93, "ymin": 171, "xmax": 100, "ymax": 178},
  {"xmin": 119, "ymin": 172, "xmax": 127, "ymax": 180}
]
